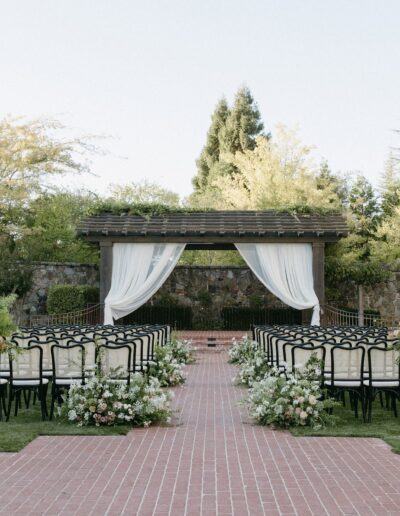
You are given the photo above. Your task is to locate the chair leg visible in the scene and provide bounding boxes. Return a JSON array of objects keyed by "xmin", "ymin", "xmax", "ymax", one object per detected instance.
[
  {"xmin": 14, "ymin": 391, "xmax": 20, "ymax": 417},
  {"xmin": 6, "ymin": 389, "xmax": 13, "ymax": 421},
  {"xmin": 50, "ymin": 384, "xmax": 57, "ymax": 420},
  {"xmin": 39, "ymin": 387, "xmax": 47, "ymax": 421},
  {"xmin": 392, "ymin": 394, "xmax": 397, "ymax": 418}
]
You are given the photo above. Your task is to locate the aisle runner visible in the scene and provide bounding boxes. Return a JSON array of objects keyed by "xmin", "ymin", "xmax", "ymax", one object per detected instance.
[{"xmin": 0, "ymin": 351, "xmax": 399, "ymax": 515}]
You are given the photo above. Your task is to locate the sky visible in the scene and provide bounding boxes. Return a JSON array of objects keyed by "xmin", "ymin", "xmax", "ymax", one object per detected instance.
[{"xmin": 1, "ymin": 0, "xmax": 399, "ymax": 199}]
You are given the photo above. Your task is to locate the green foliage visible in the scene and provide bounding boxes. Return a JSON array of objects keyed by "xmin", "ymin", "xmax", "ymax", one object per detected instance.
[
  {"xmin": 193, "ymin": 98, "xmax": 230, "ymax": 191},
  {"xmin": 109, "ymin": 180, "xmax": 180, "ymax": 206},
  {"xmin": 379, "ymin": 153, "xmax": 400, "ymax": 218},
  {"xmin": 0, "ymin": 294, "xmax": 18, "ymax": 338},
  {"xmin": 89, "ymin": 199, "xmax": 214, "ymax": 218},
  {"xmin": 47, "ymin": 284, "xmax": 99, "ymax": 314},
  {"xmin": 219, "ymin": 86, "xmax": 265, "ymax": 155},
  {"xmin": 0, "ymin": 116, "xmax": 98, "ymax": 247},
  {"xmin": 0, "ymin": 251, "xmax": 32, "ymax": 297},
  {"xmin": 196, "ymin": 289, "xmax": 212, "ymax": 308},
  {"xmin": 19, "ymin": 191, "xmax": 99, "ymax": 263},
  {"xmin": 192, "ymin": 87, "xmax": 265, "ymax": 195}
]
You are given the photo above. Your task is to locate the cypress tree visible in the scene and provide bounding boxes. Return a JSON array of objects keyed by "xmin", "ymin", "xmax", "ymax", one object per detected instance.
[
  {"xmin": 192, "ymin": 98, "xmax": 229, "ymax": 191},
  {"xmin": 219, "ymin": 86, "xmax": 265, "ymax": 155},
  {"xmin": 380, "ymin": 153, "xmax": 400, "ymax": 218}
]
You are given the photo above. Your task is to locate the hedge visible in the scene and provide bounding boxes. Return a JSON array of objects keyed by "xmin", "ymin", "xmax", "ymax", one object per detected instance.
[{"xmin": 47, "ymin": 284, "xmax": 99, "ymax": 315}]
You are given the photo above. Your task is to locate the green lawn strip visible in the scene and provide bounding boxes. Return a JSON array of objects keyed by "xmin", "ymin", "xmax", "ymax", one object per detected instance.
[
  {"xmin": 289, "ymin": 401, "xmax": 400, "ymax": 454},
  {"xmin": 0, "ymin": 402, "xmax": 131, "ymax": 452}
]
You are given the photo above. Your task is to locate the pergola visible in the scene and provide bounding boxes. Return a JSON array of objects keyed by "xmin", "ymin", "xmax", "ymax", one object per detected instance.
[{"xmin": 77, "ymin": 210, "xmax": 348, "ymax": 321}]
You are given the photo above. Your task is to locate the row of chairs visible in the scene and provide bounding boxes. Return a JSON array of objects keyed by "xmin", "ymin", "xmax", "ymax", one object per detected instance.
[
  {"xmin": 0, "ymin": 324, "xmax": 170, "ymax": 422},
  {"xmin": 253, "ymin": 325, "xmax": 400, "ymax": 422}
]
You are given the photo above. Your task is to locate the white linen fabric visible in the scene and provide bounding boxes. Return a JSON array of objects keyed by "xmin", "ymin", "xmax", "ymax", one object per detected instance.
[
  {"xmin": 104, "ymin": 243, "xmax": 185, "ymax": 324},
  {"xmin": 235, "ymin": 243, "xmax": 320, "ymax": 325}
]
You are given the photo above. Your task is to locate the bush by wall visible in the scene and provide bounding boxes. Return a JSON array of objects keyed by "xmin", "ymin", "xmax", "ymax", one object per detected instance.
[{"xmin": 47, "ymin": 284, "xmax": 99, "ymax": 314}]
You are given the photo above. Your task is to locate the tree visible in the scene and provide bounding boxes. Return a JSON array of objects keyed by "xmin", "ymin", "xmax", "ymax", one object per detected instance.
[
  {"xmin": 316, "ymin": 160, "xmax": 349, "ymax": 206},
  {"xmin": 191, "ymin": 87, "xmax": 265, "ymax": 199},
  {"xmin": 109, "ymin": 180, "xmax": 180, "ymax": 206},
  {"xmin": 326, "ymin": 175, "xmax": 385, "ymax": 323},
  {"xmin": 219, "ymin": 86, "xmax": 265, "ymax": 155},
  {"xmin": 192, "ymin": 98, "xmax": 229, "ymax": 191},
  {"xmin": 380, "ymin": 153, "xmax": 400, "ymax": 218},
  {"xmin": 207, "ymin": 126, "xmax": 341, "ymax": 212},
  {"xmin": 19, "ymin": 191, "xmax": 99, "ymax": 264},
  {"xmin": 0, "ymin": 116, "xmax": 97, "ymax": 249}
]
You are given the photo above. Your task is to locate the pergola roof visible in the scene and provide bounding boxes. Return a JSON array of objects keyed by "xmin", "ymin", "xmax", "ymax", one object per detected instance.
[{"xmin": 78, "ymin": 211, "xmax": 348, "ymax": 245}]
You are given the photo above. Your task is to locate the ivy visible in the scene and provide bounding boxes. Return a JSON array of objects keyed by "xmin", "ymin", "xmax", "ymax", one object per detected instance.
[{"xmin": 88, "ymin": 200, "xmax": 341, "ymax": 218}]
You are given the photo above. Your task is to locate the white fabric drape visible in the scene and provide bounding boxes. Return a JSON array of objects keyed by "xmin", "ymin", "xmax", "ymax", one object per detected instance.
[
  {"xmin": 104, "ymin": 243, "xmax": 185, "ymax": 324},
  {"xmin": 235, "ymin": 243, "xmax": 320, "ymax": 325}
]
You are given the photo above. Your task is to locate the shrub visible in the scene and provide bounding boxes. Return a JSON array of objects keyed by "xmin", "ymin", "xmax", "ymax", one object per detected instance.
[{"xmin": 47, "ymin": 284, "xmax": 99, "ymax": 314}]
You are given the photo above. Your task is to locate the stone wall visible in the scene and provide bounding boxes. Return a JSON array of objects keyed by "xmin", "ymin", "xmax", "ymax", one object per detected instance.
[
  {"xmin": 13, "ymin": 262, "xmax": 99, "ymax": 325},
  {"xmin": 11, "ymin": 261, "xmax": 400, "ymax": 325},
  {"xmin": 327, "ymin": 271, "xmax": 400, "ymax": 321}
]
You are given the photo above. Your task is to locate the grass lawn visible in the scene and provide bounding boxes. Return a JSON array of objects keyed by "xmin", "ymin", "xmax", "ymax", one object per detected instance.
[
  {"xmin": 290, "ymin": 399, "xmax": 400, "ymax": 454},
  {"xmin": 0, "ymin": 400, "xmax": 131, "ymax": 452}
]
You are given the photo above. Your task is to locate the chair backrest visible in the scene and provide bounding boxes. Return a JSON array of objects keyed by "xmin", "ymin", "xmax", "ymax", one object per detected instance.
[
  {"xmin": 11, "ymin": 334, "xmax": 38, "ymax": 347},
  {"xmin": 367, "ymin": 346, "xmax": 400, "ymax": 382},
  {"xmin": 96, "ymin": 344, "xmax": 131, "ymax": 380},
  {"xmin": 331, "ymin": 345, "xmax": 365, "ymax": 381},
  {"xmin": 9, "ymin": 346, "xmax": 43, "ymax": 381},
  {"xmin": 29, "ymin": 340, "xmax": 52, "ymax": 371},
  {"xmin": 291, "ymin": 345, "xmax": 326, "ymax": 374},
  {"xmin": 67, "ymin": 338, "xmax": 96, "ymax": 369},
  {"xmin": 51, "ymin": 344, "xmax": 85, "ymax": 379}
]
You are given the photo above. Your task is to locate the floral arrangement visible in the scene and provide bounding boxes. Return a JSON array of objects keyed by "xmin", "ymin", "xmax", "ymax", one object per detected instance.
[
  {"xmin": 229, "ymin": 336, "xmax": 270, "ymax": 386},
  {"xmin": 65, "ymin": 369, "xmax": 172, "ymax": 427},
  {"xmin": 148, "ymin": 344, "xmax": 186, "ymax": 387},
  {"xmin": 168, "ymin": 337, "xmax": 196, "ymax": 364},
  {"xmin": 246, "ymin": 355, "xmax": 336, "ymax": 430},
  {"xmin": 228, "ymin": 335, "xmax": 259, "ymax": 364}
]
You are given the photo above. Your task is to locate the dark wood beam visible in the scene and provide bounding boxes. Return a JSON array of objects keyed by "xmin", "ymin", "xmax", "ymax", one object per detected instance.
[{"xmin": 100, "ymin": 241, "xmax": 113, "ymax": 306}]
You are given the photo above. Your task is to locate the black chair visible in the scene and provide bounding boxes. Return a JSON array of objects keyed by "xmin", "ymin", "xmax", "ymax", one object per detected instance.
[
  {"xmin": 50, "ymin": 343, "xmax": 85, "ymax": 420},
  {"xmin": 7, "ymin": 346, "xmax": 48, "ymax": 421}
]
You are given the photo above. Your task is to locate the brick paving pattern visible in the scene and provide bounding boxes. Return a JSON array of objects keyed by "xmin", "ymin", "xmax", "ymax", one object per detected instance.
[{"xmin": 1, "ymin": 344, "xmax": 400, "ymax": 515}]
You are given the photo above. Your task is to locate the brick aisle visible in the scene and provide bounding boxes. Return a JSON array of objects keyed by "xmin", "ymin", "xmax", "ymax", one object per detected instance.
[{"xmin": 1, "ymin": 350, "xmax": 400, "ymax": 515}]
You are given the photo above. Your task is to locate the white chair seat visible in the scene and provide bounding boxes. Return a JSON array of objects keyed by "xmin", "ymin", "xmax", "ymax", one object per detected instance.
[
  {"xmin": 364, "ymin": 380, "xmax": 400, "ymax": 388},
  {"xmin": 108, "ymin": 379, "xmax": 128, "ymax": 384},
  {"xmin": 331, "ymin": 380, "xmax": 361, "ymax": 387},
  {"xmin": 55, "ymin": 378, "xmax": 82, "ymax": 386},
  {"xmin": 13, "ymin": 379, "xmax": 49, "ymax": 386},
  {"xmin": 0, "ymin": 372, "xmax": 10, "ymax": 378},
  {"xmin": 0, "ymin": 378, "xmax": 7, "ymax": 385}
]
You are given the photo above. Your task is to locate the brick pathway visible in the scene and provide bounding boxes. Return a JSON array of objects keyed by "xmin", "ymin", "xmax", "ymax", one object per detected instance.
[{"xmin": 1, "ymin": 349, "xmax": 400, "ymax": 515}]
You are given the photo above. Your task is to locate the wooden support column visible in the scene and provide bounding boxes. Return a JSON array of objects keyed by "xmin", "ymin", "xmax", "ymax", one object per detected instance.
[
  {"xmin": 312, "ymin": 241, "xmax": 325, "ymax": 323},
  {"xmin": 100, "ymin": 241, "xmax": 113, "ymax": 306},
  {"xmin": 302, "ymin": 242, "xmax": 325, "ymax": 325}
]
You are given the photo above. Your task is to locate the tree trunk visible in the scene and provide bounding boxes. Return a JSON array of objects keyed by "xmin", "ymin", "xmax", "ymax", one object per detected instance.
[{"xmin": 358, "ymin": 284, "xmax": 364, "ymax": 327}]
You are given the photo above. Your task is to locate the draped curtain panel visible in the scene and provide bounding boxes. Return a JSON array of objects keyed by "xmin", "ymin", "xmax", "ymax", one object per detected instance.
[
  {"xmin": 104, "ymin": 243, "xmax": 185, "ymax": 324},
  {"xmin": 235, "ymin": 243, "xmax": 320, "ymax": 325}
]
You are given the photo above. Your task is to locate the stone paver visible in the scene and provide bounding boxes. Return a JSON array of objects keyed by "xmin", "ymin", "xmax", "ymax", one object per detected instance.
[{"xmin": 0, "ymin": 346, "xmax": 400, "ymax": 515}]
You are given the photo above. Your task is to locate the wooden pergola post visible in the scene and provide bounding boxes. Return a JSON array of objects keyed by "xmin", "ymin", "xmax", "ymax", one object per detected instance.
[
  {"xmin": 100, "ymin": 241, "xmax": 113, "ymax": 306},
  {"xmin": 312, "ymin": 241, "xmax": 325, "ymax": 323}
]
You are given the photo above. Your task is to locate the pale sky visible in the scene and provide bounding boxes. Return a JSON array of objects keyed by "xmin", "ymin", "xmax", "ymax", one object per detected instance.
[{"xmin": 1, "ymin": 0, "xmax": 399, "ymax": 199}]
